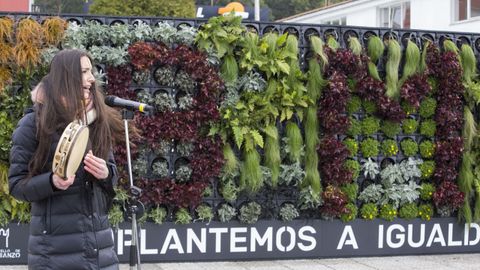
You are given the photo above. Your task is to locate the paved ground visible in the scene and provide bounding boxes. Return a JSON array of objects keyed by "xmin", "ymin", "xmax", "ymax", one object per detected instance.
[{"xmin": 2, "ymin": 253, "xmax": 479, "ymax": 270}]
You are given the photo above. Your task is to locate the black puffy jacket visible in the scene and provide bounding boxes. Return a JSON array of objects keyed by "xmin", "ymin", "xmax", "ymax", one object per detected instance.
[{"xmin": 8, "ymin": 111, "xmax": 119, "ymax": 270}]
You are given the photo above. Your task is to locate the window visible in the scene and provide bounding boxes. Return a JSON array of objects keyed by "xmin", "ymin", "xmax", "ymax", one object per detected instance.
[
  {"xmin": 379, "ymin": 2, "xmax": 411, "ymax": 29},
  {"xmin": 322, "ymin": 17, "xmax": 347, "ymax": 26},
  {"xmin": 455, "ymin": 0, "xmax": 480, "ymax": 21}
]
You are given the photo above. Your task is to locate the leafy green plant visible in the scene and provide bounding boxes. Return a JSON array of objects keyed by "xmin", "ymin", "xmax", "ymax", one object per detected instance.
[
  {"xmin": 152, "ymin": 159, "xmax": 169, "ymax": 178},
  {"xmin": 344, "ymin": 159, "xmax": 361, "ymax": 180},
  {"xmin": 239, "ymin": 201, "xmax": 262, "ymax": 224},
  {"xmin": 399, "ymin": 202, "xmax": 418, "ymax": 219},
  {"xmin": 419, "ymin": 160, "xmax": 436, "ymax": 179},
  {"xmin": 418, "ymin": 203, "xmax": 434, "ymax": 221},
  {"xmin": 347, "ymin": 117, "xmax": 361, "ymax": 137},
  {"xmin": 175, "ymin": 165, "xmax": 192, "ymax": 182},
  {"xmin": 360, "ymin": 138, "xmax": 379, "ymax": 158},
  {"xmin": 347, "ymin": 95, "xmax": 361, "ymax": 114},
  {"xmin": 381, "ymin": 139, "xmax": 399, "ymax": 157},
  {"xmin": 298, "ymin": 186, "xmax": 322, "ymax": 210},
  {"xmin": 379, "ymin": 203, "xmax": 397, "ymax": 221},
  {"xmin": 108, "ymin": 205, "xmax": 124, "ymax": 228},
  {"xmin": 175, "ymin": 208, "xmax": 192, "ymax": 224},
  {"xmin": 148, "ymin": 206, "xmax": 168, "ymax": 224},
  {"xmin": 133, "ymin": 157, "xmax": 149, "ymax": 176},
  {"xmin": 343, "ymin": 138, "xmax": 358, "ymax": 157},
  {"xmin": 360, "ymin": 203, "xmax": 378, "ymax": 220},
  {"xmin": 220, "ymin": 179, "xmax": 239, "ymax": 203},
  {"xmin": 279, "ymin": 162, "xmax": 304, "ymax": 186},
  {"xmin": 420, "ymin": 183, "xmax": 435, "ymax": 200},
  {"xmin": 340, "ymin": 203, "xmax": 358, "ymax": 222},
  {"xmin": 340, "ymin": 183, "xmax": 359, "ymax": 203},
  {"xmin": 196, "ymin": 204, "xmax": 214, "ymax": 223},
  {"xmin": 381, "ymin": 120, "xmax": 401, "ymax": 139},
  {"xmin": 358, "ymin": 183, "xmax": 383, "ymax": 203},
  {"xmin": 153, "ymin": 92, "xmax": 176, "ymax": 112},
  {"xmin": 217, "ymin": 203, "xmax": 237, "ymax": 223},
  {"xmin": 401, "ymin": 138, "xmax": 419, "ymax": 157},
  {"xmin": 363, "ymin": 100, "xmax": 377, "ymax": 114},
  {"xmin": 420, "ymin": 119, "xmax": 436, "ymax": 137},
  {"xmin": 279, "ymin": 203, "xmax": 299, "ymax": 221},
  {"xmin": 401, "ymin": 101, "xmax": 417, "ymax": 116},
  {"xmin": 419, "ymin": 97, "xmax": 437, "ymax": 118},
  {"xmin": 402, "ymin": 118, "xmax": 419, "ymax": 134},
  {"xmin": 362, "ymin": 116, "xmax": 381, "ymax": 136},
  {"xmin": 419, "ymin": 140, "xmax": 435, "ymax": 159}
]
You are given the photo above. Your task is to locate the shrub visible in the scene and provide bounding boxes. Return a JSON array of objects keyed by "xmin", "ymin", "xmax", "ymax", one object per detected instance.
[
  {"xmin": 347, "ymin": 95, "xmax": 362, "ymax": 114},
  {"xmin": 344, "ymin": 160, "xmax": 361, "ymax": 180},
  {"xmin": 239, "ymin": 202, "xmax": 262, "ymax": 224},
  {"xmin": 361, "ymin": 138, "xmax": 380, "ymax": 158},
  {"xmin": 196, "ymin": 204, "xmax": 214, "ymax": 223},
  {"xmin": 420, "ymin": 119, "xmax": 436, "ymax": 137},
  {"xmin": 340, "ymin": 182, "xmax": 359, "ymax": 202},
  {"xmin": 420, "ymin": 183, "xmax": 435, "ymax": 200},
  {"xmin": 418, "ymin": 203, "xmax": 434, "ymax": 221},
  {"xmin": 361, "ymin": 116, "xmax": 380, "ymax": 136},
  {"xmin": 340, "ymin": 203, "xmax": 358, "ymax": 222},
  {"xmin": 419, "ymin": 140, "xmax": 435, "ymax": 159},
  {"xmin": 398, "ymin": 203, "xmax": 418, "ymax": 219},
  {"xmin": 381, "ymin": 139, "xmax": 399, "ymax": 157},
  {"xmin": 379, "ymin": 203, "xmax": 397, "ymax": 221},
  {"xmin": 360, "ymin": 203, "xmax": 378, "ymax": 220},
  {"xmin": 419, "ymin": 97, "xmax": 437, "ymax": 118},
  {"xmin": 401, "ymin": 101, "xmax": 417, "ymax": 115},
  {"xmin": 279, "ymin": 203, "xmax": 299, "ymax": 221},
  {"xmin": 217, "ymin": 204, "xmax": 237, "ymax": 222},
  {"xmin": 175, "ymin": 208, "xmax": 192, "ymax": 224},
  {"xmin": 347, "ymin": 117, "xmax": 361, "ymax": 137},
  {"xmin": 363, "ymin": 100, "xmax": 377, "ymax": 114},
  {"xmin": 343, "ymin": 138, "xmax": 359, "ymax": 157},
  {"xmin": 402, "ymin": 118, "xmax": 419, "ymax": 134},
  {"xmin": 419, "ymin": 160, "xmax": 435, "ymax": 179},
  {"xmin": 148, "ymin": 206, "xmax": 168, "ymax": 224},
  {"xmin": 401, "ymin": 138, "xmax": 418, "ymax": 157},
  {"xmin": 381, "ymin": 120, "xmax": 401, "ymax": 138}
]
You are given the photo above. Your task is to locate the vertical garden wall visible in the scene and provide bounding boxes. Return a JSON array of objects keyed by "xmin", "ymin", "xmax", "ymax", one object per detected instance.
[{"xmin": 1, "ymin": 12, "xmax": 480, "ymax": 263}]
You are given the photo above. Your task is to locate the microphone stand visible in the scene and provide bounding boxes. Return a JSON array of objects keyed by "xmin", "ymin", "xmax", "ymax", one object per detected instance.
[{"xmin": 121, "ymin": 109, "xmax": 144, "ymax": 270}]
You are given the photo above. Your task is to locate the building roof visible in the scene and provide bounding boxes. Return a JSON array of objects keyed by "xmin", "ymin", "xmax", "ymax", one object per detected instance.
[{"xmin": 276, "ymin": 0, "xmax": 360, "ymax": 22}]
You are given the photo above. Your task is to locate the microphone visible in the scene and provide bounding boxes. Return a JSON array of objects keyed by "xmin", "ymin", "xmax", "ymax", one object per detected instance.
[{"xmin": 104, "ymin": 95, "xmax": 154, "ymax": 113}]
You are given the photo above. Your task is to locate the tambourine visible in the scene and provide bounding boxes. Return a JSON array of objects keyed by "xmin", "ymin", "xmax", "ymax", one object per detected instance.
[{"xmin": 52, "ymin": 122, "xmax": 89, "ymax": 179}]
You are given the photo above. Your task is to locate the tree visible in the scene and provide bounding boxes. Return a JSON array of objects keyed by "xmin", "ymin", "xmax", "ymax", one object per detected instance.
[
  {"xmin": 34, "ymin": 0, "xmax": 85, "ymax": 14},
  {"xmin": 89, "ymin": 0, "xmax": 196, "ymax": 18}
]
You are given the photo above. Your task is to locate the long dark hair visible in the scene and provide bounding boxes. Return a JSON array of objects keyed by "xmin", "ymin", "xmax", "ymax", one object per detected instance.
[{"xmin": 28, "ymin": 49, "xmax": 125, "ymax": 177}]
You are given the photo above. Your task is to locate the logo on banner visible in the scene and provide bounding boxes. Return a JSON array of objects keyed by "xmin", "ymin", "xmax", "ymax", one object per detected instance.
[{"xmin": 0, "ymin": 228, "xmax": 21, "ymax": 259}]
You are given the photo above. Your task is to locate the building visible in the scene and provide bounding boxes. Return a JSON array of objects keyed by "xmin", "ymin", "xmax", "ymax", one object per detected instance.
[
  {"xmin": 0, "ymin": 0, "xmax": 33, "ymax": 12},
  {"xmin": 279, "ymin": 0, "xmax": 480, "ymax": 33}
]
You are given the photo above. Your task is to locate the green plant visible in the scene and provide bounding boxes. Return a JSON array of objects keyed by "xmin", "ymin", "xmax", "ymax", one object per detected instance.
[
  {"xmin": 418, "ymin": 203, "xmax": 434, "ymax": 221},
  {"xmin": 108, "ymin": 205, "xmax": 124, "ymax": 228},
  {"xmin": 279, "ymin": 203, "xmax": 299, "ymax": 221},
  {"xmin": 360, "ymin": 203, "xmax": 378, "ymax": 220},
  {"xmin": 239, "ymin": 148, "xmax": 263, "ymax": 193},
  {"xmin": 419, "ymin": 140, "xmax": 435, "ymax": 159},
  {"xmin": 401, "ymin": 138, "xmax": 418, "ymax": 157},
  {"xmin": 419, "ymin": 160, "xmax": 436, "ymax": 179},
  {"xmin": 361, "ymin": 158, "xmax": 380, "ymax": 179},
  {"xmin": 264, "ymin": 124, "xmax": 281, "ymax": 188},
  {"xmin": 153, "ymin": 92, "xmax": 176, "ymax": 112},
  {"xmin": 340, "ymin": 183, "xmax": 359, "ymax": 203},
  {"xmin": 347, "ymin": 117, "xmax": 361, "ymax": 137},
  {"xmin": 175, "ymin": 208, "xmax": 192, "ymax": 224},
  {"xmin": 344, "ymin": 159, "xmax": 361, "ymax": 180},
  {"xmin": 298, "ymin": 186, "xmax": 322, "ymax": 210},
  {"xmin": 175, "ymin": 165, "xmax": 192, "ymax": 182},
  {"xmin": 239, "ymin": 201, "xmax": 262, "ymax": 224},
  {"xmin": 420, "ymin": 119, "xmax": 436, "ymax": 137},
  {"xmin": 381, "ymin": 120, "xmax": 401, "ymax": 139},
  {"xmin": 279, "ymin": 162, "xmax": 305, "ymax": 186},
  {"xmin": 203, "ymin": 186, "xmax": 213, "ymax": 197},
  {"xmin": 362, "ymin": 100, "xmax": 377, "ymax": 114},
  {"xmin": 381, "ymin": 139, "xmax": 399, "ymax": 157},
  {"xmin": 343, "ymin": 138, "xmax": 358, "ymax": 157},
  {"xmin": 401, "ymin": 101, "xmax": 417, "ymax": 116},
  {"xmin": 385, "ymin": 39, "xmax": 401, "ymax": 100},
  {"xmin": 154, "ymin": 159, "xmax": 169, "ymax": 177},
  {"xmin": 220, "ymin": 179, "xmax": 239, "ymax": 203},
  {"xmin": 379, "ymin": 203, "xmax": 397, "ymax": 221},
  {"xmin": 217, "ymin": 203, "xmax": 237, "ymax": 223},
  {"xmin": 340, "ymin": 203, "xmax": 358, "ymax": 222},
  {"xmin": 346, "ymin": 95, "xmax": 361, "ymax": 114},
  {"xmin": 361, "ymin": 116, "xmax": 381, "ymax": 136},
  {"xmin": 399, "ymin": 202, "xmax": 418, "ymax": 219},
  {"xmin": 402, "ymin": 118, "xmax": 419, "ymax": 134},
  {"xmin": 360, "ymin": 138, "xmax": 379, "ymax": 158},
  {"xmin": 359, "ymin": 183, "xmax": 383, "ymax": 203},
  {"xmin": 420, "ymin": 183, "xmax": 435, "ymax": 200},
  {"xmin": 196, "ymin": 204, "xmax": 214, "ymax": 223},
  {"xmin": 148, "ymin": 206, "xmax": 168, "ymax": 224},
  {"xmin": 284, "ymin": 121, "xmax": 304, "ymax": 163},
  {"xmin": 419, "ymin": 97, "xmax": 437, "ymax": 118}
]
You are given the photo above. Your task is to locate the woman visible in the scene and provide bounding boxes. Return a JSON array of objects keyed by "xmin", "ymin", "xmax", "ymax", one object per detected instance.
[{"xmin": 9, "ymin": 49, "xmax": 125, "ymax": 269}]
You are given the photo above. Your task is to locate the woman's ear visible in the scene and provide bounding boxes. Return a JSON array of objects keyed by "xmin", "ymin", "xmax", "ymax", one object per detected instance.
[{"xmin": 31, "ymin": 83, "xmax": 45, "ymax": 104}]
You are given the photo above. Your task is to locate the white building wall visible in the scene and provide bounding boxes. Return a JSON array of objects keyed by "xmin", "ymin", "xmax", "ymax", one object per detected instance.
[{"xmin": 283, "ymin": 0, "xmax": 480, "ymax": 33}]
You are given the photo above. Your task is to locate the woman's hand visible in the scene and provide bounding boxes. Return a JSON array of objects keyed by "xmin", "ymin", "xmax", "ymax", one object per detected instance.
[
  {"xmin": 52, "ymin": 174, "xmax": 75, "ymax": 190},
  {"xmin": 84, "ymin": 150, "xmax": 109, "ymax": 180}
]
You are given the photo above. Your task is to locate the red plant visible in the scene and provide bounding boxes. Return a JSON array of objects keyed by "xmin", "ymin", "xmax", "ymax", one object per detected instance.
[
  {"xmin": 318, "ymin": 72, "xmax": 350, "ymax": 134},
  {"xmin": 321, "ymin": 185, "xmax": 349, "ymax": 219},
  {"xmin": 400, "ymin": 74, "xmax": 431, "ymax": 109},
  {"xmin": 318, "ymin": 136, "xmax": 353, "ymax": 186},
  {"xmin": 433, "ymin": 181, "xmax": 464, "ymax": 214}
]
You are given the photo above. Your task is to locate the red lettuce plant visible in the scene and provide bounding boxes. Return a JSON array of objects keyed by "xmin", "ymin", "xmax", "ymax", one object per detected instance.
[
  {"xmin": 318, "ymin": 136, "xmax": 353, "ymax": 186},
  {"xmin": 433, "ymin": 181, "xmax": 464, "ymax": 217},
  {"xmin": 400, "ymin": 74, "xmax": 431, "ymax": 109},
  {"xmin": 321, "ymin": 185, "xmax": 349, "ymax": 219},
  {"xmin": 318, "ymin": 72, "xmax": 350, "ymax": 134}
]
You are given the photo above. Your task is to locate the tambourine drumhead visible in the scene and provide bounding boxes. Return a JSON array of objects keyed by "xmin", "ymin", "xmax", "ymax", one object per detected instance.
[{"xmin": 52, "ymin": 122, "xmax": 89, "ymax": 179}]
